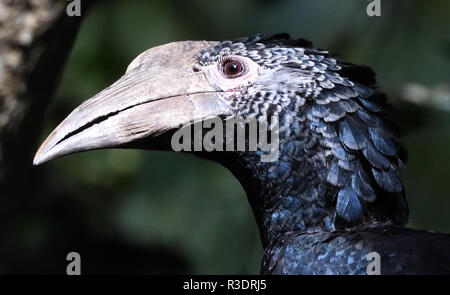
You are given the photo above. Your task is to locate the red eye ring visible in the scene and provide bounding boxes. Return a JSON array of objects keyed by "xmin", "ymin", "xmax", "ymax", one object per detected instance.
[{"xmin": 222, "ymin": 58, "xmax": 246, "ymax": 78}]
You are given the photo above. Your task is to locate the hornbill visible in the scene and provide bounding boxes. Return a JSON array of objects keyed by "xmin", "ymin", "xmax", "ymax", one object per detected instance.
[{"xmin": 34, "ymin": 34, "xmax": 450, "ymax": 274}]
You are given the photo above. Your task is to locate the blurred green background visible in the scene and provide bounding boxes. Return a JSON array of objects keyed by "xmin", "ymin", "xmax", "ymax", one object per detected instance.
[{"xmin": 2, "ymin": 0, "xmax": 450, "ymax": 274}]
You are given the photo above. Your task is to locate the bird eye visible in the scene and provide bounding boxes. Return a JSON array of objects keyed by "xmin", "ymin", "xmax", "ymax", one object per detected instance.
[{"xmin": 222, "ymin": 58, "xmax": 246, "ymax": 78}]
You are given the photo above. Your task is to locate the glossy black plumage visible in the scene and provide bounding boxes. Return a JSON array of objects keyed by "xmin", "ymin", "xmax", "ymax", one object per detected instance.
[
  {"xmin": 263, "ymin": 225, "xmax": 450, "ymax": 275},
  {"xmin": 198, "ymin": 34, "xmax": 450, "ymax": 274}
]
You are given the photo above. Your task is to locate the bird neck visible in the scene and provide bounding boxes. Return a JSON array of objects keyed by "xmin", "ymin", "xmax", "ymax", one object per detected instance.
[
  {"xmin": 218, "ymin": 125, "xmax": 406, "ymax": 248},
  {"xmin": 210, "ymin": 128, "xmax": 334, "ymax": 246},
  {"xmin": 204, "ymin": 91, "xmax": 408, "ymax": 248},
  {"xmin": 232, "ymin": 146, "xmax": 337, "ymax": 247}
]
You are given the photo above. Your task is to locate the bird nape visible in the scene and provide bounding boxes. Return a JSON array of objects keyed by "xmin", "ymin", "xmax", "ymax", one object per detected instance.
[{"xmin": 34, "ymin": 33, "xmax": 450, "ymax": 275}]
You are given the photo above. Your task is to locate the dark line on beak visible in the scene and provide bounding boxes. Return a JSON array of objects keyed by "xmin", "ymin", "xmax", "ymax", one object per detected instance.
[
  {"xmin": 55, "ymin": 110, "xmax": 120, "ymax": 146},
  {"xmin": 54, "ymin": 90, "xmax": 221, "ymax": 147}
]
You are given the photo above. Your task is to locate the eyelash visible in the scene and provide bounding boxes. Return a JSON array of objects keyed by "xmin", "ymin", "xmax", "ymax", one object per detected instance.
[{"xmin": 218, "ymin": 54, "xmax": 232, "ymax": 69}]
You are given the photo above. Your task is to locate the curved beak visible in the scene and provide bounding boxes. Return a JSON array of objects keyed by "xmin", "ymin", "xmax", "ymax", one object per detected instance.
[{"xmin": 33, "ymin": 41, "xmax": 230, "ymax": 165}]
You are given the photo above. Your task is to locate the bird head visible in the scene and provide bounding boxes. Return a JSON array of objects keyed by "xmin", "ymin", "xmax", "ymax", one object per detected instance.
[
  {"xmin": 32, "ymin": 34, "xmax": 319, "ymax": 164},
  {"xmin": 34, "ymin": 34, "xmax": 408, "ymax": 242}
]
